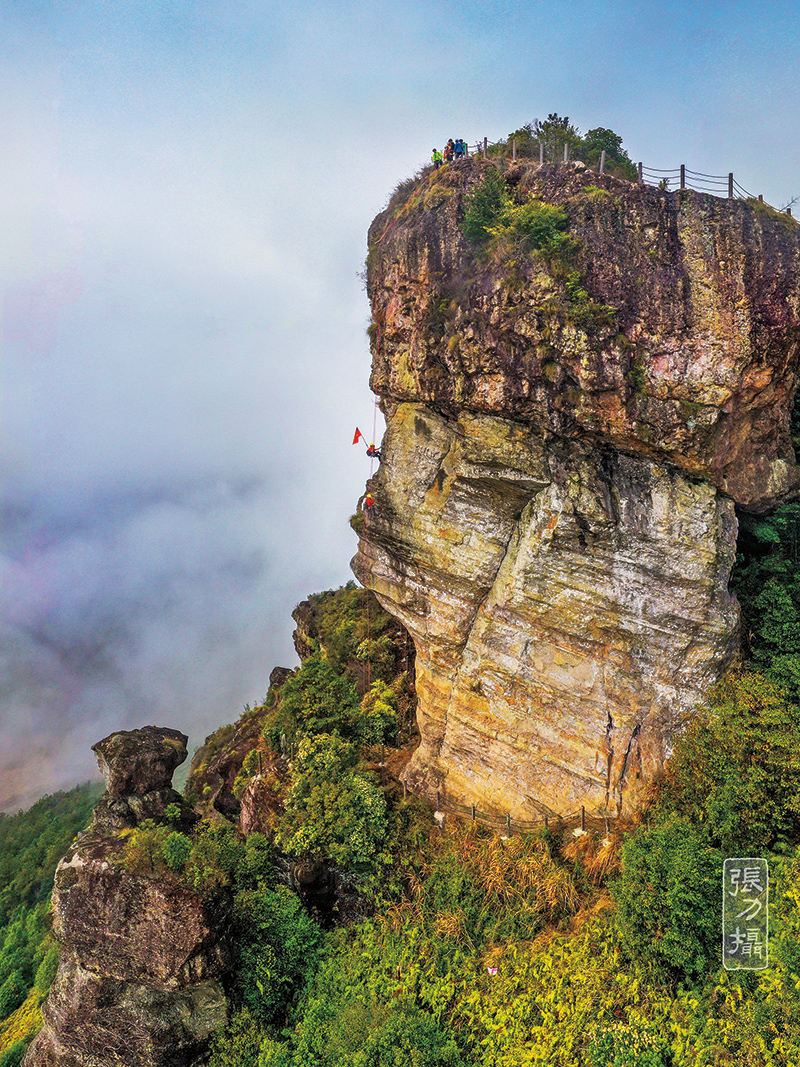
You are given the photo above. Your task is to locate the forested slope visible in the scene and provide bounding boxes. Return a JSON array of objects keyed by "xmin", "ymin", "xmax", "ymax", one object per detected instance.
[{"xmin": 0, "ymin": 784, "xmax": 100, "ymax": 1066}]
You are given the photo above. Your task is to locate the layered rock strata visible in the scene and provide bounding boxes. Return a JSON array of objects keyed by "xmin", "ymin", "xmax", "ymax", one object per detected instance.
[
  {"xmin": 24, "ymin": 728, "xmax": 229, "ymax": 1067},
  {"xmin": 353, "ymin": 159, "xmax": 800, "ymax": 816}
]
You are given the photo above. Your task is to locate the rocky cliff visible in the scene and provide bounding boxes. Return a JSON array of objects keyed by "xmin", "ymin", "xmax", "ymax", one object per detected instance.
[
  {"xmin": 352, "ymin": 158, "xmax": 800, "ymax": 817},
  {"xmin": 24, "ymin": 727, "xmax": 229, "ymax": 1067}
]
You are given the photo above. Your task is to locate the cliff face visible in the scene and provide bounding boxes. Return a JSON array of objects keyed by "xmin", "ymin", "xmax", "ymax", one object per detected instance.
[
  {"xmin": 353, "ymin": 159, "xmax": 800, "ymax": 817},
  {"xmin": 24, "ymin": 728, "xmax": 228, "ymax": 1067}
]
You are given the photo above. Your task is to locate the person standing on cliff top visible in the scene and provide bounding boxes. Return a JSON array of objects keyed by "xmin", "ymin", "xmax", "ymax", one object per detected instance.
[{"xmin": 432, "ymin": 148, "xmax": 443, "ymax": 170}]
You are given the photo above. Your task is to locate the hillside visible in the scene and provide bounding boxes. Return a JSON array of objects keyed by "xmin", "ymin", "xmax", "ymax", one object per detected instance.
[{"xmin": 13, "ymin": 144, "xmax": 800, "ymax": 1067}]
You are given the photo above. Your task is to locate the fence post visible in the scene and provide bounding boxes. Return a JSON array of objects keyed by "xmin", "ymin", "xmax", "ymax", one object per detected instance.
[
  {"xmin": 600, "ymin": 149, "xmax": 606, "ymax": 175},
  {"xmin": 563, "ymin": 143, "xmax": 568, "ymax": 164},
  {"xmin": 506, "ymin": 813, "xmax": 512, "ymax": 835},
  {"xmin": 788, "ymin": 207, "xmax": 793, "ymax": 217},
  {"xmin": 637, "ymin": 162, "xmax": 643, "ymax": 184},
  {"xmin": 581, "ymin": 806, "xmax": 586, "ymax": 831},
  {"xmin": 258, "ymin": 750, "xmax": 263, "ymax": 776},
  {"xmin": 759, "ymin": 194, "xmax": 764, "ymax": 203},
  {"xmin": 539, "ymin": 142, "xmax": 544, "ymax": 165},
  {"xmin": 483, "ymin": 137, "xmax": 487, "ymax": 159},
  {"xmin": 728, "ymin": 172, "xmax": 734, "ymax": 199},
  {"xmin": 437, "ymin": 789, "xmax": 441, "ymax": 811},
  {"xmin": 471, "ymin": 803, "xmax": 476, "ymax": 823},
  {"xmin": 680, "ymin": 164, "xmax": 685, "ymax": 190},
  {"xmin": 512, "ymin": 138, "xmax": 517, "ymax": 163}
]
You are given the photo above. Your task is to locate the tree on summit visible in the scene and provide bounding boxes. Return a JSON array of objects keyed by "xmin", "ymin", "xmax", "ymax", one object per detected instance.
[{"xmin": 532, "ymin": 113, "xmax": 582, "ymax": 161}]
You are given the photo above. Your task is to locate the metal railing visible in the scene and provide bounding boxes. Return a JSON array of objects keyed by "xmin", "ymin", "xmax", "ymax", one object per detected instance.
[
  {"xmin": 447, "ymin": 137, "xmax": 795, "ymax": 216},
  {"xmin": 434, "ymin": 791, "xmax": 615, "ymax": 837}
]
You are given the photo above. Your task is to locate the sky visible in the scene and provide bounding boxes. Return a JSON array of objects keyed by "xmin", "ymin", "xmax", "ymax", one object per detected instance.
[{"xmin": 1, "ymin": 0, "xmax": 799, "ymax": 811}]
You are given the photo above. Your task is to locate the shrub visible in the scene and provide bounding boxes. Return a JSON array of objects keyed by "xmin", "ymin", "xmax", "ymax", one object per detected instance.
[
  {"xmin": 498, "ymin": 199, "xmax": 571, "ymax": 256},
  {"xmin": 0, "ymin": 1040, "xmax": 28, "ymax": 1067},
  {"xmin": 275, "ymin": 735, "xmax": 388, "ymax": 873},
  {"xmin": 611, "ymin": 815, "xmax": 722, "ymax": 984},
  {"xmin": 345, "ymin": 1003, "xmax": 466, "ymax": 1067},
  {"xmin": 33, "ymin": 942, "xmax": 58, "ymax": 994},
  {"xmin": 358, "ymin": 681, "xmax": 398, "ymax": 746},
  {"xmin": 236, "ymin": 832, "xmax": 274, "ymax": 891},
  {"xmin": 186, "ymin": 822, "xmax": 244, "ymax": 892},
  {"xmin": 654, "ymin": 671, "xmax": 800, "ymax": 852},
  {"xmin": 264, "ymin": 657, "xmax": 358, "ymax": 749},
  {"xmin": 0, "ymin": 972, "xmax": 27, "ymax": 1021},
  {"xmin": 206, "ymin": 1008, "xmax": 264, "ymax": 1067},
  {"xmin": 123, "ymin": 820, "xmax": 171, "ymax": 875},
  {"xmin": 587, "ymin": 1021, "xmax": 670, "ymax": 1067},
  {"xmin": 162, "ymin": 832, "xmax": 193, "ymax": 871},
  {"xmin": 462, "ymin": 168, "xmax": 509, "ymax": 246},
  {"xmin": 233, "ymin": 886, "xmax": 322, "ymax": 1028}
]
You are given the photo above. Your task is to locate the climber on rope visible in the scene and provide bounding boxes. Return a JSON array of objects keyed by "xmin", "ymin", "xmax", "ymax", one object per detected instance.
[
  {"xmin": 366, "ymin": 442, "xmax": 382, "ymax": 460},
  {"xmin": 364, "ymin": 491, "xmax": 375, "ymax": 511}
]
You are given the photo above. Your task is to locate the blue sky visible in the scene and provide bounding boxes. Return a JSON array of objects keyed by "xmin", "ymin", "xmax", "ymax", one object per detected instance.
[{"xmin": 1, "ymin": 0, "xmax": 798, "ymax": 808}]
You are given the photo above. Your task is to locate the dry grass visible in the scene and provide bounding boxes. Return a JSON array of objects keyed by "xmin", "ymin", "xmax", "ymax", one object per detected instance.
[
  {"xmin": 559, "ymin": 817, "xmax": 637, "ymax": 883},
  {"xmin": 447, "ymin": 824, "xmax": 580, "ymax": 919}
]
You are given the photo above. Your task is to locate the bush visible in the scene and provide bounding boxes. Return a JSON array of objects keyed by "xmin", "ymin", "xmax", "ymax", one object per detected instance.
[
  {"xmin": 275, "ymin": 735, "xmax": 388, "ymax": 873},
  {"xmin": 236, "ymin": 833, "xmax": 274, "ymax": 891},
  {"xmin": 611, "ymin": 815, "xmax": 722, "ymax": 984},
  {"xmin": 233, "ymin": 886, "xmax": 322, "ymax": 1028},
  {"xmin": 123, "ymin": 820, "xmax": 171, "ymax": 875},
  {"xmin": 206, "ymin": 1008, "xmax": 264, "ymax": 1067},
  {"xmin": 461, "ymin": 168, "xmax": 509, "ymax": 246},
  {"xmin": 0, "ymin": 1040, "xmax": 28, "ymax": 1067},
  {"xmin": 0, "ymin": 971, "xmax": 28, "ymax": 1021},
  {"xmin": 162, "ymin": 832, "xmax": 193, "ymax": 871},
  {"xmin": 33, "ymin": 941, "xmax": 58, "ymax": 994},
  {"xmin": 347, "ymin": 1003, "xmax": 466, "ymax": 1067},
  {"xmin": 359, "ymin": 681, "xmax": 398, "ymax": 746},
  {"xmin": 186, "ymin": 822, "xmax": 244, "ymax": 892},
  {"xmin": 499, "ymin": 199, "xmax": 571, "ymax": 256},
  {"xmin": 264, "ymin": 658, "xmax": 358, "ymax": 749},
  {"xmin": 654, "ymin": 671, "xmax": 800, "ymax": 852}
]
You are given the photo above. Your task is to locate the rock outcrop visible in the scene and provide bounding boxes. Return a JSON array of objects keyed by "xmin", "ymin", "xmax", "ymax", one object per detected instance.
[
  {"xmin": 353, "ymin": 158, "xmax": 800, "ymax": 817},
  {"xmin": 24, "ymin": 728, "xmax": 229, "ymax": 1067}
]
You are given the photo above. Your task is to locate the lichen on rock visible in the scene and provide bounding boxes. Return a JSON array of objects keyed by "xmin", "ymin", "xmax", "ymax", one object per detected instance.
[{"xmin": 354, "ymin": 158, "xmax": 800, "ymax": 817}]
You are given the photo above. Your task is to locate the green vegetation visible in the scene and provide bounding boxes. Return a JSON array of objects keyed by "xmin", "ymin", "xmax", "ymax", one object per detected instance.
[
  {"xmin": 501, "ymin": 114, "xmax": 637, "ymax": 180},
  {"xmin": 197, "ymin": 503, "xmax": 800, "ymax": 1066},
  {"xmin": 461, "ymin": 168, "xmax": 616, "ymax": 334},
  {"xmin": 273, "ymin": 734, "xmax": 388, "ymax": 874},
  {"xmin": 732, "ymin": 502, "xmax": 800, "ymax": 701},
  {"xmin": 0, "ymin": 783, "xmax": 100, "ymax": 1060},
  {"xmin": 462, "ymin": 169, "xmax": 571, "ymax": 257},
  {"xmin": 10, "ymin": 434, "xmax": 800, "ymax": 1066}
]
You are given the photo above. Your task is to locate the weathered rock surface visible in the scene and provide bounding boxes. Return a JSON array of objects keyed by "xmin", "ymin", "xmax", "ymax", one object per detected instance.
[
  {"xmin": 92, "ymin": 726, "xmax": 198, "ymax": 831},
  {"xmin": 24, "ymin": 728, "xmax": 229, "ymax": 1067},
  {"xmin": 354, "ymin": 159, "xmax": 800, "ymax": 816}
]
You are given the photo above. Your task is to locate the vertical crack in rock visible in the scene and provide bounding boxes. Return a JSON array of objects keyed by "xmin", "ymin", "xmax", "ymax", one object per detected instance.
[
  {"xmin": 615, "ymin": 723, "xmax": 642, "ymax": 813},
  {"xmin": 604, "ymin": 712, "xmax": 615, "ymax": 811}
]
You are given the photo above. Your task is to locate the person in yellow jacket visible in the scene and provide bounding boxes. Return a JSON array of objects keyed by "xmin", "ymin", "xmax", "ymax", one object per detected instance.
[{"xmin": 432, "ymin": 148, "xmax": 443, "ymax": 170}]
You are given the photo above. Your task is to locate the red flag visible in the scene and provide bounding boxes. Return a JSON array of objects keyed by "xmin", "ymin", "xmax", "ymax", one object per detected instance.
[{"xmin": 353, "ymin": 427, "xmax": 364, "ymax": 445}]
